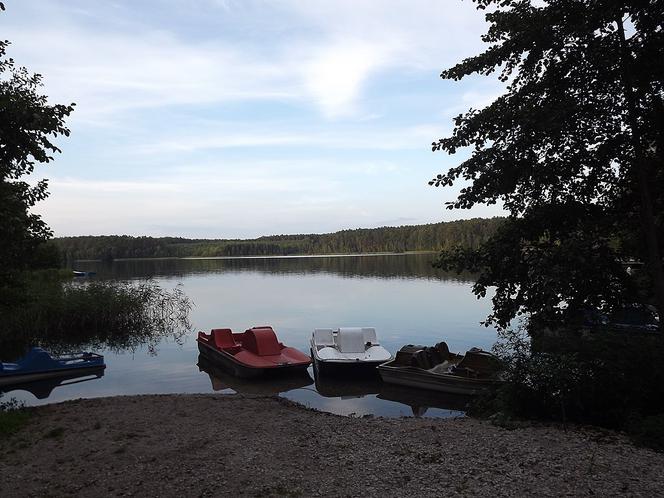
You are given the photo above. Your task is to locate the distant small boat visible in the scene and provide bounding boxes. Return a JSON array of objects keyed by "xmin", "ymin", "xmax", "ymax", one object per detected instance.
[
  {"xmin": 310, "ymin": 327, "xmax": 393, "ymax": 375},
  {"xmin": 0, "ymin": 348, "xmax": 106, "ymax": 386},
  {"xmin": 378, "ymin": 342, "xmax": 502, "ymax": 395},
  {"xmin": 197, "ymin": 326, "xmax": 311, "ymax": 378},
  {"xmin": 72, "ymin": 270, "xmax": 96, "ymax": 277}
]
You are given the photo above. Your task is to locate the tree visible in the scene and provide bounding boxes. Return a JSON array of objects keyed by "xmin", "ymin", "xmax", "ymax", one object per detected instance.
[
  {"xmin": 430, "ymin": 0, "xmax": 664, "ymax": 329},
  {"xmin": 0, "ymin": 5, "xmax": 74, "ymax": 299}
]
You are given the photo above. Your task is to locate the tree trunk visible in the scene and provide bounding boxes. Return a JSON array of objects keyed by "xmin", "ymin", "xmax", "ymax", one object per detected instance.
[{"xmin": 616, "ymin": 16, "xmax": 664, "ymax": 329}]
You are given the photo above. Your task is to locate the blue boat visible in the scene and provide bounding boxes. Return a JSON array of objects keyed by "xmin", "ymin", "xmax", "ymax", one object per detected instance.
[
  {"xmin": 0, "ymin": 348, "xmax": 106, "ymax": 386},
  {"xmin": 72, "ymin": 270, "xmax": 96, "ymax": 277}
]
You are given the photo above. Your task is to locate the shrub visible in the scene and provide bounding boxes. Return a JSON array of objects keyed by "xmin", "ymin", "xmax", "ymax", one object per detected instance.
[{"xmin": 491, "ymin": 326, "xmax": 664, "ymax": 435}]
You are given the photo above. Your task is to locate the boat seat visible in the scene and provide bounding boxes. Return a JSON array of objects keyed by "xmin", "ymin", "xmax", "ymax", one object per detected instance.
[
  {"xmin": 313, "ymin": 328, "xmax": 335, "ymax": 347},
  {"xmin": 211, "ymin": 328, "xmax": 238, "ymax": 350},
  {"xmin": 411, "ymin": 350, "xmax": 434, "ymax": 370},
  {"xmin": 426, "ymin": 346, "xmax": 444, "ymax": 367},
  {"xmin": 394, "ymin": 345, "xmax": 424, "ymax": 366},
  {"xmin": 337, "ymin": 328, "xmax": 366, "ymax": 353},
  {"xmin": 362, "ymin": 327, "xmax": 378, "ymax": 346},
  {"xmin": 435, "ymin": 342, "xmax": 450, "ymax": 361},
  {"xmin": 243, "ymin": 327, "xmax": 282, "ymax": 356},
  {"xmin": 456, "ymin": 349, "xmax": 500, "ymax": 376}
]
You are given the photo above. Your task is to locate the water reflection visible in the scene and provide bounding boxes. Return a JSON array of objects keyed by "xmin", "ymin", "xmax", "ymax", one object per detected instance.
[
  {"xmin": 377, "ymin": 383, "xmax": 471, "ymax": 415},
  {"xmin": 75, "ymin": 253, "xmax": 474, "ymax": 282},
  {"xmin": 0, "ymin": 368, "xmax": 105, "ymax": 400},
  {"xmin": 313, "ymin": 372, "xmax": 381, "ymax": 399},
  {"xmin": 298, "ymin": 368, "xmax": 470, "ymax": 418},
  {"xmin": 197, "ymin": 355, "xmax": 313, "ymax": 395},
  {"xmin": 5, "ymin": 254, "xmax": 494, "ymax": 418}
]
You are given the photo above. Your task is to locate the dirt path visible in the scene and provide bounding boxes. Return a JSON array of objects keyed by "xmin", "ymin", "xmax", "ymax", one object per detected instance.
[{"xmin": 1, "ymin": 394, "xmax": 663, "ymax": 497}]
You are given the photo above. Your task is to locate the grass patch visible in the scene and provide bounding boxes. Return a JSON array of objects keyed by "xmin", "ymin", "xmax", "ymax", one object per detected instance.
[{"xmin": 0, "ymin": 399, "xmax": 30, "ymax": 438}]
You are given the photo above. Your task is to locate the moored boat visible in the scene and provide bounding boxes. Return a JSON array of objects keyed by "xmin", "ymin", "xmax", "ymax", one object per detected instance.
[
  {"xmin": 0, "ymin": 348, "xmax": 106, "ymax": 386},
  {"xmin": 310, "ymin": 327, "xmax": 393, "ymax": 375},
  {"xmin": 197, "ymin": 326, "xmax": 311, "ymax": 378},
  {"xmin": 377, "ymin": 342, "xmax": 501, "ymax": 395}
]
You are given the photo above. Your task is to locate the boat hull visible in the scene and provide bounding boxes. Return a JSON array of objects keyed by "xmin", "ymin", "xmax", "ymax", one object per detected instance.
[
  {"xmin": 197, "ymin": 340, "xmax": 309, "ymax": 379},
  {"xmin": 377, "ymin": 362, "xmax": 500, "ymax": 396},
  {"xmin": 311, "ymin": 351, "xmax": 384, "ymax": 377}
]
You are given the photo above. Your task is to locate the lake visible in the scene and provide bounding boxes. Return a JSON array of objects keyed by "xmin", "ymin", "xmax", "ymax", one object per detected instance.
[{"xmin": 4, "ymin": 253, "xmax": 496, "ymax": 418}]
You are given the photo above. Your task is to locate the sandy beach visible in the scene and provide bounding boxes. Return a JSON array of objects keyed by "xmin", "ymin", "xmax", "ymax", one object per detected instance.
[{"xmin": 1, "ymin": 394, "xmax": 663, "ymax": 497}]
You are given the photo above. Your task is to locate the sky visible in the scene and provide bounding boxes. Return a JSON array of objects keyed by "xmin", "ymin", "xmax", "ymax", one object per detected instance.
[{"xmin": 2, "ymin": 0, "xmax": 505, "ymax": 238}]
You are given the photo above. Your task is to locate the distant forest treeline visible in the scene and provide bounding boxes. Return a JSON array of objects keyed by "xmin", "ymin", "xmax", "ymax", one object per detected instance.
[{"xmin": 54, "ymin": 218, "xmax": 504, "ymax": 261}]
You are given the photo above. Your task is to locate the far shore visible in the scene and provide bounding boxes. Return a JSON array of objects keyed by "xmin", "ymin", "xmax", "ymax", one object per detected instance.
[
  {"xmin": 2, "ymin": 394, "xmax": 663, "ymax": 497},
  {"xmin": 70, "ymin": 251, "xmax": 438, "ymax": 263}
]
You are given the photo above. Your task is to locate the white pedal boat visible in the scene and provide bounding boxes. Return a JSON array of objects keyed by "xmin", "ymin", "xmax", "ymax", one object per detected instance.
[{"xmin": 310, "ymin": 327, "xmax": 393, "ymax": 375}]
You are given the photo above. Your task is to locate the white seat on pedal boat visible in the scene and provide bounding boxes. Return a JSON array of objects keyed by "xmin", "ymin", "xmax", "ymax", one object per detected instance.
[
  {"xmin": 337, "ymin": 328, "xmax": 366, "ymax": 353},
  {"xmin": 313, "ymin": 328, "xmax": 335, "ymax": 347},
  {"xmin": 362, "ymin": 327, "xmax": 378, "ymax": 345}
]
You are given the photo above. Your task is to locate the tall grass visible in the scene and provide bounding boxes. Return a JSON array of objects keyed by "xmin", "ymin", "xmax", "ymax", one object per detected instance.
[{"xmin": 1, "ymin": 277, "xmax": 192, "ymax": 360}]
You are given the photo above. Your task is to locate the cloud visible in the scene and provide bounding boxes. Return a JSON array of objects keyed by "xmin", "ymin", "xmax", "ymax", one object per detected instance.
[
  {"xmin": 5, "ymin": 29, "xmax": 295, "ymax": 124},
  {"xmin": 136, "ymin": 123, "xmax": 451, "ymax": 154},
  {"xmin": 300, "ymin": 39, "xmax": 390, "ymax": 118},
  {"xmin": 3, "ymin": 0, "xmax": 488, "ymax": 122},
  {"xmin": 8, "ymin": 1, "xmax": 507, "ymax": 238},
  {"xmin": 51, "ymin": 178, "xmax": 184, "ymax": 194}
]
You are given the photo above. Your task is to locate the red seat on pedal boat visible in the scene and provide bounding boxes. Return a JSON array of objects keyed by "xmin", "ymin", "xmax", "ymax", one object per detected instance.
[
  {"xmin": 210, "ymin": 328, "xmax": 239, "ymax": 350},
  {"xmin": 197, "ymin": 325, "xmax": 311, "ymax": 377}
]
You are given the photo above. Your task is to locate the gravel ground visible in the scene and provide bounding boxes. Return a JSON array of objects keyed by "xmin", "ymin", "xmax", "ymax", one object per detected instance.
[{"xmin": 1, "ymin": 394, "xmax": 663, "ymax": 497}]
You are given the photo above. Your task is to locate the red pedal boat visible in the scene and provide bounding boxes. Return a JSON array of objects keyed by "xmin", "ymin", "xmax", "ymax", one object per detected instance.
[{"xmin": 197, "ymin": 326, "xmax": 311, "ymax": 378}]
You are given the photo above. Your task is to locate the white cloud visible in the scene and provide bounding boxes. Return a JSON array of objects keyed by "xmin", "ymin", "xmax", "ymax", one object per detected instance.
[
  {"xmin": 3, "ymin": 0, "xmax": 488, "ymax": 121},
  {"xmin": 300, "ymin": 39, "xmax": 394, "ymax": 118},
  {"xmin": 136, "ymin": 123, "xmax": 451, "ymax": 154},
  {"xmin": 51, "ymin": 179, "xmax": 184, "ymax": 194},
  {"xmin": 8, "ymin": 1, "xmax": 507, "ymax": 237}
]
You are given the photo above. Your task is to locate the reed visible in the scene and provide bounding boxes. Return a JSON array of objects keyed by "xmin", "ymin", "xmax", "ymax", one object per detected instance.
[{"xmin": 1, "ymin": 277, "xmax": 192, "ymax": 360}]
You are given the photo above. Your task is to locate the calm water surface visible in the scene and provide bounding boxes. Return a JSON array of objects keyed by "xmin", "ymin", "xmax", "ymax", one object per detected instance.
[{"xmin": 5, "ymin": 254, "xmax": 495, "ymax": 418}]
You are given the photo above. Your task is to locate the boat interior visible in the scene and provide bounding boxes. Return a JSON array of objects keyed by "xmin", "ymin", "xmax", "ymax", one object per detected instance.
[
  {"xmin": 312, "ymin": 327, "xmax": 392, "ymax": 362},
  {"xmin": 202, "ymin": 326, "xmax": 285, "ymax": 356},
  {"xmin": 199, "ymin": 326, "xmax": 311, "ymax": 368},
  {"xmin": 393, "ymin": 342, "xmax": 499, "ymax": 378}
]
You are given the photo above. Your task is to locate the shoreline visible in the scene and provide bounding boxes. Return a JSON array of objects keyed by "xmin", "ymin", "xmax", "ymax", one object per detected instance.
[
  {"xmin": 2, "ymin": 394, "xmax": 663, "ymax": 497},
  {"xmin": 71, "ymin": 251, "xmax": 438, "ymax": 263}
]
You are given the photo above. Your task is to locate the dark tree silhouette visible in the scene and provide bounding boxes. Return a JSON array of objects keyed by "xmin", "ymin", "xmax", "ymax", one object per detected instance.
[
  {"xmin": 430, "ymin": 0, "xmax": 664, "ymax": 329},
  {"xmin": 0, "ymin": 15, "xmax": 75, "ymax": 298}
]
